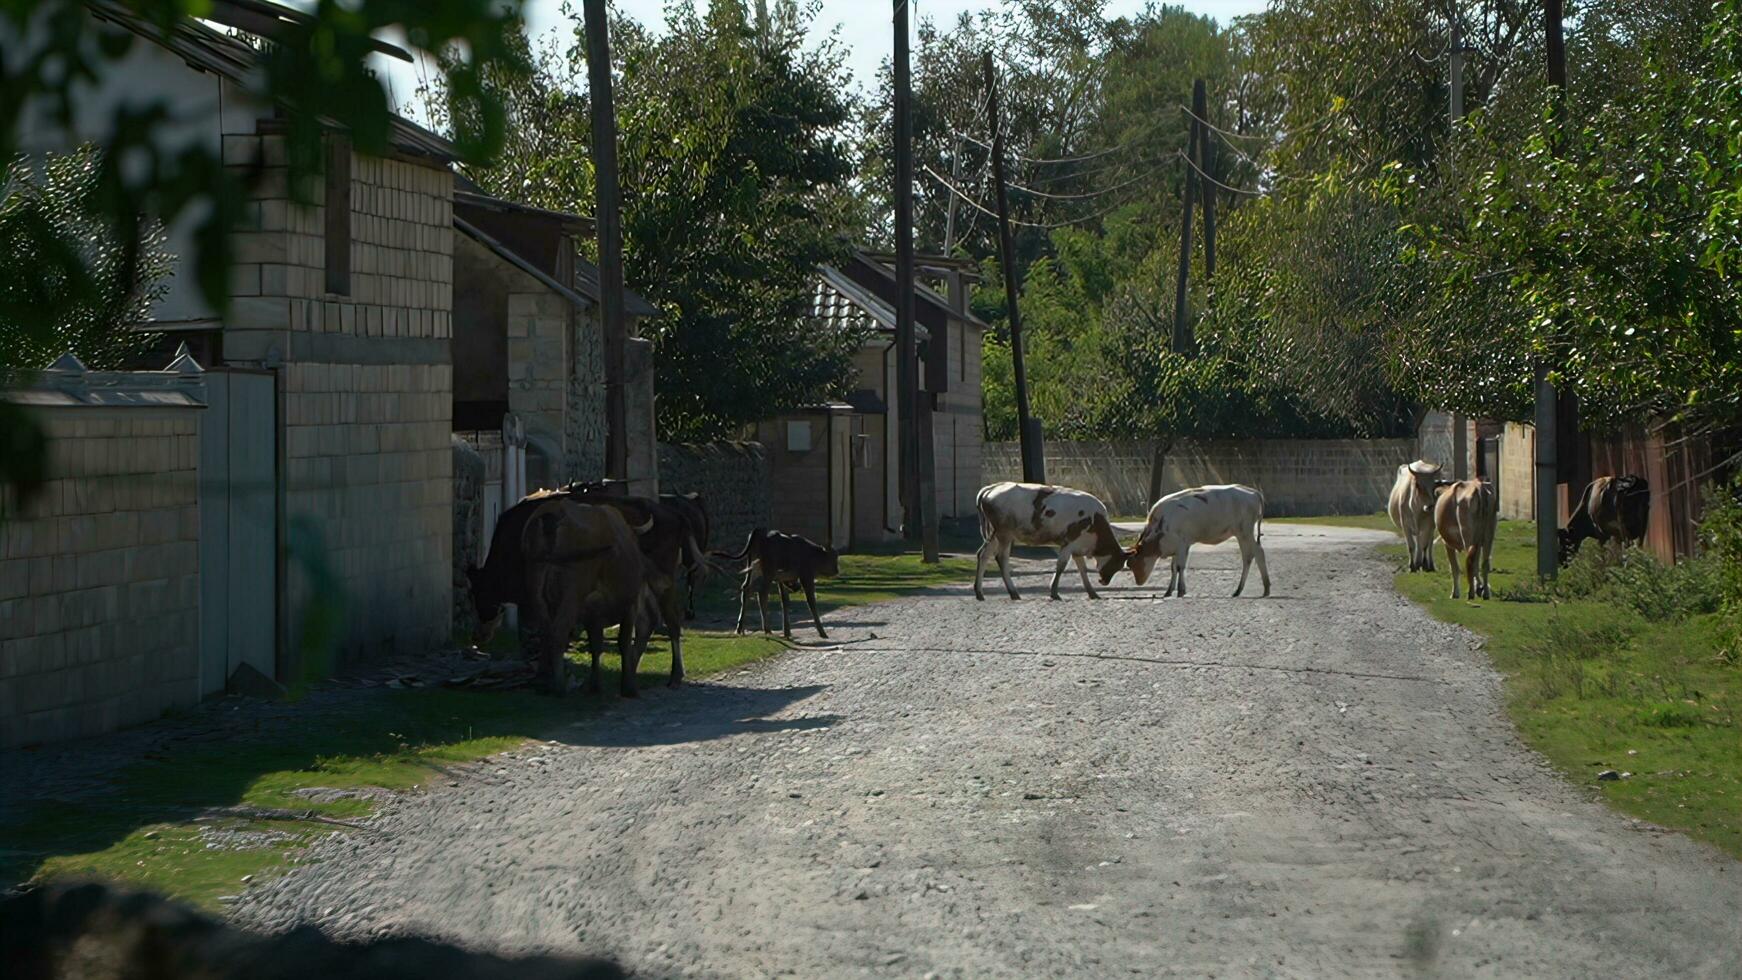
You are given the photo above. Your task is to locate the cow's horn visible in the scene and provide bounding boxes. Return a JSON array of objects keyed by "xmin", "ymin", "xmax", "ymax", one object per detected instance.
[{"xmin": 631, "ymin": 514, "xmax": 655, "ymax": 534}]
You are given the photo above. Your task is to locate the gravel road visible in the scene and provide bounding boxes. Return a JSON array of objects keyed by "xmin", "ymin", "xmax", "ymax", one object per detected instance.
[{"xmin": 232, "ymin": 525, "xmax": 1742, "ymax": 977}]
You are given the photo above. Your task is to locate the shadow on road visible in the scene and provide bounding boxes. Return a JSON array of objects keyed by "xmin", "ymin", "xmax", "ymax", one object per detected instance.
[{"xmin": 552, "ymin": 683, "xmax": 838, "ymax": 749}]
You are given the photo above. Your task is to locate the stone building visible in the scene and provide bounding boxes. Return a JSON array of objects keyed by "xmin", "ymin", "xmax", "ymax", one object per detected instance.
[{"xmin": 758, "ymin": 251, "xmax": 985, "ymax": 549}]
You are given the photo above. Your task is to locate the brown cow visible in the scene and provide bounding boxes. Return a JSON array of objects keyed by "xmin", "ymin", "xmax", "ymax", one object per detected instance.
[
  {"xmin": 517, "ymin": 497, "xmax": 658, "ymax": 696},
  {"xmin": 1434, "ymin": 479, "xmax": 1498, "ymax": 600},
  {"xmin": 1559, "ymin": 475, "xmax": 1651, "ymax": 565},
  {"xmin": 714, "ymin": 528, "xmax": 840, "ymax": 639}
]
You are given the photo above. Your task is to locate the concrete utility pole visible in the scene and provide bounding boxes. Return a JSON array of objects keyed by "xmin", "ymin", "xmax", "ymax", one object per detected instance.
[
  {"xmin": 1173, "ymin": 81, "xmax": 1203, "ymax": 354},
  {"xmin": 583, "ymin": 0, "xmax": 628, "ymax": 484},
  {"xmin": 983, "ymin": 52, "xmax": 1043, "ymax": 484},
  {"xmin": 893, "ymin": 0, "xmax": 921, "ymax": 537},
  {"xmin": 1535, "ymin": 0, "xmax": 1566, "ymax": 578},
  {"xmin": 1450, "ymin": 17, "xmax": 1468, "ymax": 481}
]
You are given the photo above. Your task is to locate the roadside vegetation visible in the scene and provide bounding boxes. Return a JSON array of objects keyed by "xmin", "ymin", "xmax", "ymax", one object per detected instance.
[
  {"xmin": 2, "ymin": 548, "xmax": 972, "ymax": 909},
  {"xmin": 1323, "ymin": 495, "xmax": 1742, "ymax": 858}
]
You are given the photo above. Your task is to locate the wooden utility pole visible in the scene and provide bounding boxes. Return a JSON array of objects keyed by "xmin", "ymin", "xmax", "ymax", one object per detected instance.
[
  {"xmin": 984, "ymin": 52, "xmax": 1043, "ymax": 484},
  {"xmin": 1535, "ymin": 0, "xmax": 1566, "ymax": 578},
  {"xmin": 893, "ymin": 0, "xmax": 921, "ymax": 537},
  {"xmin": 584, "ymin": 0, "xmax": 627, "ymax": 483},
  {"xmin": 1194, "ymin": 79, "xmax": 1216, "ymax": 280},
  {"xmin": 1450, "ymin": 18, "xmax": 1468, "ymax": 481},
  {"xmin": 1173, "ymin": 81, "xmax": 1203, "ymax": 354}
]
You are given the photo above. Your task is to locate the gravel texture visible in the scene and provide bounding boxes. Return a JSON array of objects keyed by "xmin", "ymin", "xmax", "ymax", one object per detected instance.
[{"xmin": 230, "ymin": 525, "xmax": 1742, "ymax": 977}]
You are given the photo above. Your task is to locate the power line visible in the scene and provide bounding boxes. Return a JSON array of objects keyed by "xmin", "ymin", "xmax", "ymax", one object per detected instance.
[
  {"xmin": 1176, "ymin": 149, "xmax": 1265, "ymax": 197},
  {"xmin": 952, "ymin": 128, "xmax": 1139, "ymax": 167},
  {"xmin": 922, "ymin": 163, "xmax": 1141, "ymax": 230}
]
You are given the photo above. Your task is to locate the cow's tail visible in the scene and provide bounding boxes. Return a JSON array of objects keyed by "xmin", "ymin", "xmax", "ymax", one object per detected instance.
[
  {"xmin": 709, "ymin": 528, "xmax": 764, "ymax": 563},
  {"xmin": 976, "ymin": 486, "xmax": 995, "ymax": 542},
  {"xmin": 1255, "ymin": 488, "xmax": 1265, "ymax": 542}
]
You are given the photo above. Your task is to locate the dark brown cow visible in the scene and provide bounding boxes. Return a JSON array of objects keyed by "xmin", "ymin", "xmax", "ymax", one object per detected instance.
[
  {"xmin": 713, "ymin": 528, "xmax": 840, "ymax": 639},
  {"xmin": 518, "ymin": 498, "xmax": 657, "ymax": 696},
  {"xmin": 660, "ymin": 491, "xmax": 711, "ymax": 620},
  {"xmin": 1559, "ymin": 475, "xmax": 1651, "ymax": 565},
  {"xmin": 466, "ymin": 485, "xmax": 703, "ymax": 687}
]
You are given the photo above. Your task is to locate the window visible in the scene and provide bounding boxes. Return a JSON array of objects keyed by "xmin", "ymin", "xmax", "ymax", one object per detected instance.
[{"xmin": 324, "ymin": 134, "xmax": 351, "ymax": 295}]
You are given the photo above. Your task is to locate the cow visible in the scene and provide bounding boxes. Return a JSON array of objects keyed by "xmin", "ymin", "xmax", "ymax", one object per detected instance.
[
  {"xmin": 1434, "ymin": 479, "xmax": 1498, "ymax": 600},
  {"xmin": 973, "ymin": 482, "xmax": 1126, "ymax": 601},
  {"xmin": 713, "ymin": 528, "xmax": 840, "ymax": 639},
  {"xmin": 1113, "ymin": 484, "xmax": 1269, "ymax": 598},
  {"xmin": 1388, "ymin": 460, "xmax": 1443, "ymax": 572},
  {"xmin": 466, "ymin": 485, "xmax": 704, "ymax": 688},
  {"xmin": 659, "ymin": 491, "xmax": 712, "ymax": 619},
  {"xmin": 517, "ymin": 497, "xmax": 659, "ymax": 696},
  {"xmin": 1559, "ymin": 475, "xmax": 1651, "ymax": 565}
]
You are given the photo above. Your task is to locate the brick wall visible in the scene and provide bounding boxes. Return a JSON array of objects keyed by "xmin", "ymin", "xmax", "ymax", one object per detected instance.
[
  {"xmin": 1, "ymin": 409, "xmax": 201, "ymax": 748},
  {"xmin": 226, "ymin": 132, "xmax": 456, "ymax": 668},
  {"xmin": 983, "ymin": 438, "xmax": 1419, "ymax": 517},
  {"xmin": 658, "ymin": 442, "xmax": 771, "ymax": 553}
]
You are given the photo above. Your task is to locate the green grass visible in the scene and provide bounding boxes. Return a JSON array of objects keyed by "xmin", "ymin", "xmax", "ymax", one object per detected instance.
[
  {"xmin": 1273, "ymin": 511, "xmax": 1400, "ymax": 533},
  {"xmin": 1385, "ymin": 521, "xmax": 1742, "ymax": 858},
  {"xmin": 5, "ymin": 550, "xmax": 970, "ymax": 909}
]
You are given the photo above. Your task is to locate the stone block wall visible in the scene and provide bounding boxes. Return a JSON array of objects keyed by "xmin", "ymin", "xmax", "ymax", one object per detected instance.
[
  {"xmin": 451, "ymin": 436, "xmax": 486, "ymax": 638},
  {"xmin": 225, "ymin": 132, "xmax": 456, "ymax": 669},
  {"xmin": 983, "ymin": 438, "xmax": 1419, "ymax": 517},
  {"xmin": 658, "ymin": 442, "xmax": 771, "ymax": 553},
  {"xmin": 567, "ymin": 313, "xmax": 607, "ymax": 485},
  {"xmin": 1, "ymin": 409, "xmax": 201, "ymax": 748},
  {"xmin": 505, "ymin": 284, "xmax": 570, "ymax": 487}
]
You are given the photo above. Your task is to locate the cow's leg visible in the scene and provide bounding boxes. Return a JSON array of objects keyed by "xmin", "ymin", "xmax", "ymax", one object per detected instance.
[
  {"xmin": 1424, "ymin": 525, "xmax": 1436, "ymax": 571},
  {"xmin": 1404, "ymin": 527, "xmax": 1417, "ymax": 572},
  {"xmin": 1481, "ymin": 541, "xmax": 1493, "ymax": 599},
  {"xmin": 1254, "ymin": 538, "xmax": 1272, "ymax": 597},
  {"xmin": 756, "ymin": 578, "xmax": 772, "ymax": 634},
  {"xmin": 617, "ymin": 613, "xmax": 641, "ymax": 698},
  {"xmin": 777, "ymin": 582, "xmax": 794, "ymax": 639},
  {"xmin": 734, "ymin": 569, "xmax": 753, "ymax": 635},
  {"xmin": 996, "ymin": 543, "xmax": 1020, "ymax": 600},
  {"xmin": 1464, "ymin": 549, "xmax": 1479, "ymax": 602},
  {"xmin": 1163, "ymin": 557, "xmax": 1177, "ymax": 598},
  {"xmin": 1048, "ymin": 551, "xmax": 1071, "ymax": 600},
  {"xmin": 584, "ymin": 621, "xmax": 606, "ymax": 694},
  {"xmin": 662, "ymin": 586, "xmax": 685, "ymax": 688},
  {"xmin": 1175, "ymin": 545, "xmax": 1192, "ymax": 598},
  {"xmin": 1446, "ymin": 540, "xmax": 1461, "ymax": 598},
  {"xmin": 1073, "ymin": 554, "xmax": 1100, "ymax": 599},
  {"xmin": 802, "ymin": 576, "xmax": 827, "ymax": 638},
  {"xmin": 1233, "ymin": 535, "xmax": 1254, "ymax": 597},
  {"xmin": 974, "ymin": 538, "xmax": 993, "ymax": 601}
]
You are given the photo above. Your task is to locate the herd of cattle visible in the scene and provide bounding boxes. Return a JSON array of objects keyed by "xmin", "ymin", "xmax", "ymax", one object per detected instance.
[
  {"xmin": 1387, "ymin": 460, "xmax": 1652, "ymax": 599},
  {"xmin": 462, "ymin": 465, "xmax": 1650, "ymax": 695}
]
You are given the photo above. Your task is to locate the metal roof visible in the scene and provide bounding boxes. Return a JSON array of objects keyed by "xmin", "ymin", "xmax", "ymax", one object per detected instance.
[
  {"xmin": 851, "ymin": 250, "xmax": 988, "ymax": 329},
  {"xmin": 454, "ymin": 216, "xmax": 593, "ymax": 312}
]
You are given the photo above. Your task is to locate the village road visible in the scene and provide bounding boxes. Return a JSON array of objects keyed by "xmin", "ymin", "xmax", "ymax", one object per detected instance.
[{"xmin": 232, "ymin": 525, "xmax": 1742, "ymax": 978}]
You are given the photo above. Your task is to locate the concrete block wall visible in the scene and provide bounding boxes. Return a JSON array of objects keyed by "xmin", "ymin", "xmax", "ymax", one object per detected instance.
[
  {"xmin": 0, "ymin": 410, "xmax": 201, "ymax": 748},
  {"xmin": 227, "ymin": 131, "xmax": 457, "ymax": 668},
  {"xmin": 1499, "ymin": 423, "xmax": 1536, "ymax": 521},
  {"xmin": 505, "ymin": 284, "xmax": 570, "ymax": 485},
  {"xmin": 983, "ymin": 438, "xmax": 1420, "ymax": 517},
  {"xmin": 567, "ymin": 312, "xmax": 607, "ymax": 485},
  {"xmin": 934, "ymin": 321, "xmax": 983, "ymax": 520},
  {"xmin": 658, "ymin": 442, "xmax": 772, "ymax": 553}
]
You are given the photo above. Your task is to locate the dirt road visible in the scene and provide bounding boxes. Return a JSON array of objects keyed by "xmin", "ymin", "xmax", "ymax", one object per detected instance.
[{"xmin": 233, "ymin": 525, "xmax": 1742, "ymax": 977}]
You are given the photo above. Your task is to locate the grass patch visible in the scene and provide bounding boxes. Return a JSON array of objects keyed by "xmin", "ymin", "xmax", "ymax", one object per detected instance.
[
  {"xmin": 1273, "ymin": 512, "xmax": 1399, "ymax": 533},
  {"xmin": 5, "ymin": 549, "xmax": 969, "ymax": 909},
  {"xmin": 1386, "ymin": 520, "xmax": 1742, "ymax": 858}
]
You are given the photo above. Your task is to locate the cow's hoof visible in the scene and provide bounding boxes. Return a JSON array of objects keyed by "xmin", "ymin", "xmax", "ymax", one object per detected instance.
[
  {"xmin": 974, "ymin": 593, "xmax": 985, "ymax": 602},
  {"xmin": 619, "ymin": 686, "xmax": 641, "ymax": 699},
  {"xmin": 816, "ymin": 631, "xmax": 829, "ymax": 640},
  {"xmin": 1049, "ymin": 593, "xmax": 1061, "ymax": 601},
  {"xmin": 667, "ymin": 677, "xmax": 683, "ymax": 689}
]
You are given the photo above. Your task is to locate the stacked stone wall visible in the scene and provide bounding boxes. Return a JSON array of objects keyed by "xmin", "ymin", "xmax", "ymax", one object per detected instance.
[
  {"xmin": 0, "ymin": 410, "xmax": 201, "ymax": 747},
  {"xmin": 657, "ymin": 442, "xmax": 771, "ymax": 553}
]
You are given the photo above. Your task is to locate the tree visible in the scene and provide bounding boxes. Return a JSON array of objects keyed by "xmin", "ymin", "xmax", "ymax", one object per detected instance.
[
  {"xmin": 0, "ymin": 145, "xmax": 171, "ymax": 370},
  {"xmin": 432, "ymin": 1, "xmax": 867, "ymax": 440}
]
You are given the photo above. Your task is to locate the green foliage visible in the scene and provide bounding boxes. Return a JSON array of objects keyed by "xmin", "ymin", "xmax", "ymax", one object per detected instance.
[
  {"xmin": 434, "ymin": 2, "xmax": 864, "ymax": 440},
  {"xmin": 0, "ymin": 145, "xmax": 170, "ymax": 371}
]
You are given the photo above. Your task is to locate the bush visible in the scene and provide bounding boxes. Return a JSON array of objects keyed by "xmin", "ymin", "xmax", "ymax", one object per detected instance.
[{"xmin": 1546, "ymin": 544, "xmax": 1725, "ymax": 622}]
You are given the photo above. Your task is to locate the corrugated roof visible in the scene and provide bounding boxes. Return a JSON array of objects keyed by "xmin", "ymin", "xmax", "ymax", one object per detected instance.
[
  {"xmin": 814, "ymin": 267, "xmax": 929, "ymax": 342},
  {"xmin": 454, "ymin": 216, "xmax": 593, "ymax": 311},
  {"xmin": 86, "ymin": 0, "xmax": 457, "ymax": 161},
  {"xmin": 852, "ymin": 250, "xmax": 988, "ymax": 329},
  {"xmin": 573, "ymin": 261, "xmax": 661, "ymax": 319}
]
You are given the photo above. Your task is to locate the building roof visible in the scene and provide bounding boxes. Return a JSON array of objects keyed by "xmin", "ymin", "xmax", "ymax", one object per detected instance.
[
  {"xmin": 852, "ymin": 250, "xmax": 988, "ymax": 330},
  {"xmin": 454, "ymin": 187, "xmax": 594, "ymax": 235},
  {"xmin": 455, "ymin": 214, "xmax": 661, "ymax": 319},
  {"xmin": 858, "ymin": 250, "xmax": 986, "ymax": 284},
  {"xmin": 813, "ymin": 266, "xmax": 930, "ymax": 342},
  {"xmin": 86, "ymin": 0, "xmax": 457, "ymax": 161}
]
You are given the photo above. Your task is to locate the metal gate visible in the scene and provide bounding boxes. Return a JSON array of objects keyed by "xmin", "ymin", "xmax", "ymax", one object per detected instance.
[{"xmin": 199, "ymin": 369, "xmax": 279, "ymax": 696}]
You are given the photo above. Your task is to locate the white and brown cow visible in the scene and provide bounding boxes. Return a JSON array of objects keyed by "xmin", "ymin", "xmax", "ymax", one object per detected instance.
[
  {"xmin": 974, "ymin": 482, "xmax": 1125, "ymax": 600},
  {"xmin": 1114, "ymin": 484, "xmax": 1269, "ymax": 598},
  {"xmin": 1388, "ymin": 460, "xmax": 1443, "ymax": 572}
]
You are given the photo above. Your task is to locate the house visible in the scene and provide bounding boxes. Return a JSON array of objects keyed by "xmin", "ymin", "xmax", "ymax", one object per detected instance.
[
  {"xmin": 6, "ymin": 0, "xmax": 466, "ymax": 727},
  {"xmin": 756, "ymin": 250, "xmax": 985, "ymax": 548},
  {"xmin": 447, "ymin": 181, "xmax": 661, "ymax": 575}
]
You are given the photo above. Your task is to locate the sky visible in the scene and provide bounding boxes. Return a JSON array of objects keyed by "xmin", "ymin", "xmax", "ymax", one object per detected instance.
[{"xmin": 380, "ymin": 0, "xmax": 1268, "ymax": 118}]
